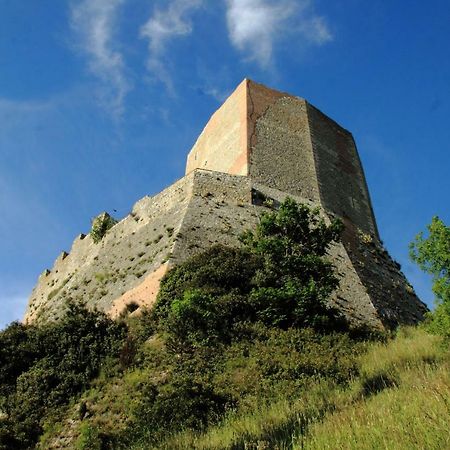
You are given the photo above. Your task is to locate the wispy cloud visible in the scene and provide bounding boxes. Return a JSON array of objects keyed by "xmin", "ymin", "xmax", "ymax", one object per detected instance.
[
  {"xmin": 140, "ymin": 0, "xmax": 203, "ymax": 93},
  {"xmin": 300, "ymin": 16, "xmax": 333, "ymax": 44},
  {"xmin": 0, "ymin": 98, "xmax": 53, "ymax": 114},
  {"xmin": 71, "ymin": 0, "xmax": 130, "ymax": 117},
  {"xmin": 225, "ymin": 0, "xmax": 332, "ymax": 67}
]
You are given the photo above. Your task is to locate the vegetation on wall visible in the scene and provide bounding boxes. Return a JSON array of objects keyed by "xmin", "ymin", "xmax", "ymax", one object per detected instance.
[{"xmin": 90, "ymin": 212, "xmax": 118, "ymax": 244}]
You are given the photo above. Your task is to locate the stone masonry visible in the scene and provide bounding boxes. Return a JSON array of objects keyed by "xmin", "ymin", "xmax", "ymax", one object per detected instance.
[{"xmin": 24, "ymin": 79, "xmax": 427, "ymax": 329}]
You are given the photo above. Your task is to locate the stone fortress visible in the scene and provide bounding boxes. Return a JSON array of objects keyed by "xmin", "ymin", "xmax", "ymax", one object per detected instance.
[{"xmin": 25, "ymin": 79, "xmax": 428, "ymax": 329}]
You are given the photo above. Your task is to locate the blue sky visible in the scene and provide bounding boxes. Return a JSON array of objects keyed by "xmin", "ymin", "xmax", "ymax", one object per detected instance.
[{"xmin": 1, "ymin": 0, "xmax": 449, "ymax": 329}]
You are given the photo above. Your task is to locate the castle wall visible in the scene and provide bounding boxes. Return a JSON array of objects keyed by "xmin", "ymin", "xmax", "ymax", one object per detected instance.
[
  {"xmin": 25, "ymin": 79, "xmax": 427, "ymax": 329},
  {"xmin": 339, "ymin": 219, "xmax": 427, "ymax": 328},
  {"xmin": 306, "ymin": 103, "xmax": 379, "ymax": 238},
  {"xmin": 24, "ymin": 173, "xmax": 196, "ymax": 323},
  {"xmin": 25, "ymin": 169, "xmax": 426, "ymax": 328},
  {"xmin": 249, "ymin": 96, "xmax": 321, "ymax": 202},
  {"xmin": 185, "ymin": 80, "xmax": 249, "ymax": 176}
]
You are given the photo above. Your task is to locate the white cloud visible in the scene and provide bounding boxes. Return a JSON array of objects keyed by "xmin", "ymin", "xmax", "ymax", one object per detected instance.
[
  {"xmin": 0, "ymin": 98, "xmax": 53, "ymax": 114},
  {"xmin": 71, "ymin": 0, "xmax": 130, "ymax": 117},
  {"xmin": 300, "ymin": 16, "xmax": 333, "ymax": 44},
  {"xmin": 140, "ymin": 0, "xmax": 203, "ymax": 92},
  {"xmin": 225, "ymin": 0, "xmax": 332, "ymax": 66}
]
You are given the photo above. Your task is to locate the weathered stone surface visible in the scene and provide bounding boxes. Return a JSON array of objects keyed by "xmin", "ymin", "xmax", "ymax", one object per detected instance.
[
  {"xmin": 24, "ymin": 80, "xmax": 427, "ymax": 329},
  {"xmin": 186, "ymin": 79, "xmax": 378, "ymax": 236}
]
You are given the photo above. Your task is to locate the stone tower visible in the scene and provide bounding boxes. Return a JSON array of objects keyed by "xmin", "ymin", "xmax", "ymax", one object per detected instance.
[
  {"xmin": 187, "ymin": 79, "xmax": 378, "ymax": 238},
  {"xmin": 25, "ymin": 79, "xmax": 427, "ymax": 329}
]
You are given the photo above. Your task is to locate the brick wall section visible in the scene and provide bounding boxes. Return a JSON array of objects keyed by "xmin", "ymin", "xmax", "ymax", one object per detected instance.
[
  {"xmin": 250, "ymin": 96, "xmax": 321, "ymax": 202},
  {"xmin": 185, "ymin": 80, "xmax": 249, "ymax": 176},
  {"xmin": 306, "ymin": 103, "xmax": 379, "ymax": 238}
]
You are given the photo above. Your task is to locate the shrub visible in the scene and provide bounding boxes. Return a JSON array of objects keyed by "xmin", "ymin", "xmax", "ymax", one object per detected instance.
[
  {"xmin": 90, "ymin": 212, "xmax": 118, "ymax": 244},
  {"xmin": 0, "ymin": 302, "xmax": 127, "ymax": 449},
  {"xmin": 241, "ymin": 198, "xmax": 346, "ymax": 330},
  {"xmin": 155, "ymin": 199, "xmax": 347, "ymax": 351}
]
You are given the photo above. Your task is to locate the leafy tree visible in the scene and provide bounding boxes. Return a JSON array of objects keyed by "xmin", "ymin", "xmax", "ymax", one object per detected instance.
[
  {"xmin": 241, "ymin": 198, "xmax": 345, "ymax": 330},
  {"xmin": 410, "ymin": 216, "xmax": 450, "ymax": 338},
  {"xmin": 156, "ymin": 198, "xmax": 347, "ymax": 350},
  {"xmin": 0, "ymin": 302, "xmax": 127, "ymax": 449}
]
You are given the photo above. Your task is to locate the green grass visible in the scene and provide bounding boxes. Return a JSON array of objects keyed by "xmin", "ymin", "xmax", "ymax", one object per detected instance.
[
  {"xmin": 37, "ymin": 327, "xmax": 449, "ymax": 450},
  {"xmin": 158, "ymin": 328, "xmax": 449, "ymax": 450},
  {"xmin": 301, "ymin": 329, "xmax": 450, "ymax": 450}
]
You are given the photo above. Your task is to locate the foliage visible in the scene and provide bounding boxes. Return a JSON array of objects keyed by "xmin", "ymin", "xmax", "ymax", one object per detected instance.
[
  {"xmin": 410, "ymin": 216, "xmax": 450, "ymax": 338},
  {"xmin": 156, "ymin": 199, "xmax": 346, "ymax": 350},
  {"xmin": 76, "ymin": 423, "xmax": 103, "ymax": 450},
  {"xmin": 154, "ymin": 245, "xmax": 258, "ymax": 319},
  {"xmin": 128, "ymin": 371, "xmax": 231, "ymax": 446},
  {"xmin": 0, "ymin": 302, "xmax": 126, "ymax": 449},
  {"xmin": 410, "ymin": 216, "xmax": 450, "ymax": 304},
  {"xmin": 113, "ymin": 325, "xmax": 364, "ymax": 449},
  {"xmin": 0, "ymin": 322, "xmax": 39, "ymax": 401},
  {"xmin": 241, "ymin": 198, "xmax": 344, "ymax": 330},
  {"xmin": 90, "ymin": 212, "xmax": 118, "ymax": 244},
  {"xmin": 424, "ymin": 302, "xmax": 450, "ymax": 340},
  {"xmin": 155, "ymin": 245, "xmax": 260, "ymax": 349},
  {"xmin": 160, "ymin": 328, "xmax": 448, "ymax": 450}
]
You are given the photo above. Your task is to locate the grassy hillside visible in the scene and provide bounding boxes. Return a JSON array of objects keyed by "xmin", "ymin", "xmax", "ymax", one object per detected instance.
[
  {"xmin": 162, "ymin": 327, "xmax": 449, "ymax": 450},
  {"xmin": 1, "ymin": 293, "xmax": 448, "ymax": 450},
  {"xmin": 28, "ymin": 320, "xmax": 448, "ymax": 449},
  {"xmin": 2, "ymin": 199, "xmax": 448, "ymax": 449}
]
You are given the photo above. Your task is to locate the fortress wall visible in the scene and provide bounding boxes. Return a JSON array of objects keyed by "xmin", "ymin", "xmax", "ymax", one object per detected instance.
[
  {"xmin": 25, "ymin": 169, "xmax": 426, "ymax": 328},
  {"xmin": 25, "ymin": 79, "xmax": 427, "ymax": 329},
  {"xmin": 306, "ymin": 103, "xmax": 379, "ymax": 238},
  {"xmin": 25, "ymin": 232, "xmax": 103, "ymax": 323},
  {"xmin": 339, "ymin": 219, "xmax": 427, "ymax": 327},
  {"xmin": 185, "ymin": 80, "xmax": 249, "ymax": 176},
  {"xmin": 184, "ymin": 79, "xmax": 291, "ymax": 178},
  {"xmin": 327, "ymin": 241, "xmax": 383, "ymax": 329},
  {"xmin": 246, "ymin": 80, "xmax": 289, "ymax": 150},
  {"xmin": 191, "ymin": 169, "xmax": 252, "ymax": 204},
  {"xmin": 25, "ymin": 174, "xmax": 196, "ymax": 322},
  {"xmin": 249, "ymin": 97, "xmax": 321, "ymax": 202},
  {"xmin": 170, "ymin": 170, "xmax": 256, "ymax": 265}
]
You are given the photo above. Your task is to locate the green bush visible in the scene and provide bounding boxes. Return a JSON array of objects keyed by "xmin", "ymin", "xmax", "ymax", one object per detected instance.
[
  {"xmin": 410, "ymin": 216, "xmax": 450, "ymax": 339},
  {"xmin": 90, "ymin": 212, "xmax": 118, "ymax": 244},
  {"xmin": 76, "ymin": 423, "xmax": 103, "ymax": 450},
  {"xmin": 155, "ymin": 199, "xmax": 347, "ymax": 351},
  {"xmin": 154, "ymin": 245, "xmax": 258, "ymax": 320},
  {"xmin": 241, "ymin": 198, "xmax": 345, "ymax": 330},
  {"xmin": 0, "ymin": 302, "xmax": 127, "ymax": 449}
]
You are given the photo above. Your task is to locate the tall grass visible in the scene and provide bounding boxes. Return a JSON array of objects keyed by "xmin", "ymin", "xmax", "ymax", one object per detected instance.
[
  {"xmin": 301, "ymin": 328, "xmax": 450, "ymax": 450},
  {"xmin": 159, "ymin": 328, "xmax": 449, "ymax": 450}
]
